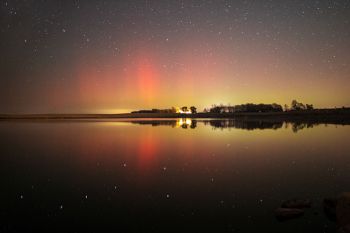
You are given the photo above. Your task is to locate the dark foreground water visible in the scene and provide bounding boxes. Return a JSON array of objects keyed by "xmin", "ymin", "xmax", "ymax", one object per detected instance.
[{"xmin": 0, "ymin": 119, "xmax": 349, "ymax": 232}]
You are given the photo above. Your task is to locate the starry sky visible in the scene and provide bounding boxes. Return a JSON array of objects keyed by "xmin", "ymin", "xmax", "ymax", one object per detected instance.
[{"xmin": 1, "ymin": 0, "xmax": 350, "ymax": 113}]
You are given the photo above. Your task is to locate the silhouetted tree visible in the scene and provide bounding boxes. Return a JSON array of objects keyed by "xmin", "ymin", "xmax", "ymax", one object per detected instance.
[
  {"xmin": 291, "ymin": 100, "xmax": 306, "ymax": 111},
  {"xmin": 209, "ymin": 103, "xmax": 283, "ymax": 113},
  {"xmin": 271, "ymin": 103, "xmax": 283, "ymax": 112},
  {"xmin": 190, "ymin": 106, "xmax": 197, "ymax": 114},
  {"xmin": 284, "ymin": 104, "xmax": 289, "ymax": 112},
  {"xmin": 209, "ymin": 104, "xmax": 221, "ymax": 113},
  {"xmin": 306, "ymin": 104, "xmax": 314, "ymax": 110},
  {"xmin": 181, "ymin": 106, "xmax": 188, "ymax": 112}
]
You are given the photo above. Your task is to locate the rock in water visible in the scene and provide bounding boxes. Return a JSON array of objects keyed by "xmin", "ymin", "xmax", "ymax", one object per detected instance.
[
  {"xmin": 338, "ymin": 225, "xmax": 350, "ymax": 233},
  {"xmin": 337, "ymin": 193, "xmax": 350, "ymax": 233},
  {"xmin": 324, "ymin": 192, "xmax": 350, "ymax": 232},
  {"xmin": 323, "ymin": 197, "xmax": 338, "ymax": 221},
  {"xmin": 281, "ymin": 199, "xmax": 312, "ymax": 209},
  {"xmin": 275, "ymin": 208, "xmax": 304, "ymax": 221}
]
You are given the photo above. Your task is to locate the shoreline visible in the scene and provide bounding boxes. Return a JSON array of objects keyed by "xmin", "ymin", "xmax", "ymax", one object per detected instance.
[{"xmin": 1, "ymin": 110, "xmax": 350, "ymax": 125}]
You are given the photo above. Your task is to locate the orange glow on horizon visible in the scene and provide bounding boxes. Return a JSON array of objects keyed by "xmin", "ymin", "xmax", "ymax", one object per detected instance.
[{"xmin": 40, "ymin": 45, "xmax": 350, "ymax": 114}]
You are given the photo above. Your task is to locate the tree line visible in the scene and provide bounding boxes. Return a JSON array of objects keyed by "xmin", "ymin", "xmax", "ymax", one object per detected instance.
[
  {"xmin": 131, "ymin": 100, "xmax": 314, "ymax": 114},
  {"xmin": 131, "ymin": 106, "xmax": 197, "ymax": 114},
  {"xmin": 206, "ymin": 100, "xmax": 314, "ymax": 113}
]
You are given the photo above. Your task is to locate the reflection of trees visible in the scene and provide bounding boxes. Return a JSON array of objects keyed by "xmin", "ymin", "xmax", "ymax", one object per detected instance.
[
  {"xmin": 130, "ymin": 119, "xmax": 197, "ymax": 129},
  {"xmin": 290, "ymin": 122, "xmax": 317, "ymax": 133},
  {"xmin": 203, "ymin": 119, "xmax": 283, "ymax": 130},
  {"xmin": 190, "ymin": 120, "xmax": 197, "ymax": 129},
  {"xmin": 178, "ymin": 119, "xmax": 197, "ymax": 129},
  {"xmin": 204, "ymin": 120, "xmax": 320, "ymax": 132},
  {"xmin": 130, "ymin": 120, "xmax": 178, "ymax": 127},
  {"xmin": 128, "ymin": 119, "xmax": 321, "ymax": 132}
]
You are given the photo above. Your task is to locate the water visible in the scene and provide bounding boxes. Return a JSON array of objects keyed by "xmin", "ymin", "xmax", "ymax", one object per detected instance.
[{"xmin": 0, "ymin": 119, "xmax": 349, "ymax": 232}]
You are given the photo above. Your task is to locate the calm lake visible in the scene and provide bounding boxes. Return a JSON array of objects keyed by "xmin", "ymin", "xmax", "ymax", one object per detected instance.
[{"xmin": 1, "ymin": 119, "xmax": 349, "ymax": 232}]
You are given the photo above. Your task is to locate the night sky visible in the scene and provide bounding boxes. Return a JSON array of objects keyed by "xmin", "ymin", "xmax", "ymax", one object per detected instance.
[{"xmin": 1, "ymin": 0, "xmax": 350, "ymax": 113}]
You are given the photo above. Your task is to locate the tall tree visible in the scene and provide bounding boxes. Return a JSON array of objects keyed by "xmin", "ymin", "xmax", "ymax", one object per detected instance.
[
  {"xmin": 181, "ymin": 106, "xmax": 188, "ymax": 112},
  {"xmin": 190, "ymin": 106, "xmax": 197, "ymax": 114}
]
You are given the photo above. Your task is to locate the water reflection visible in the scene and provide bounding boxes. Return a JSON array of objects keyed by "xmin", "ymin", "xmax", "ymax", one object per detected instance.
[
  {"xmin": 0, "ymin": 120, "xmax": 350, "ymax": 232},
  {"xmin": 177, "ymin": 118, "xmax": 197, "ymax": 129},
  {"xmin": 129, "ymin": 119, "xmax": 339, "ymax": 132},
  {"xmin": 130, "ymin": 119, "xmax": 198, "ymax": 129},
  {"xmin": 203, "ymin": 119, "xmax": 283, "ymax": 130}
]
